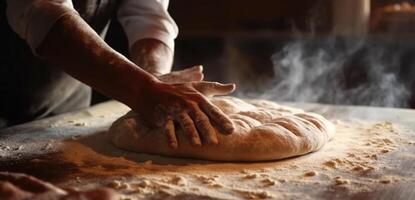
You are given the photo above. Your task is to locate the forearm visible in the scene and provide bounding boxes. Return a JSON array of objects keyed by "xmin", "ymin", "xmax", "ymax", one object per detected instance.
[
  {"xmin": 130, "ymin": 39, "xmax": 174, "ymax": 76},
  {"xmin": 38, "ymin": 13, "xmax": 158, "ymax": 108}
]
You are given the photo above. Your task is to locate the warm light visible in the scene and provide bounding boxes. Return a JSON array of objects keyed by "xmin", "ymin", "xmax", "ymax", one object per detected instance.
[{"xmin": 332, "ymin": 0, "xmax": 371, "ymax": 35}]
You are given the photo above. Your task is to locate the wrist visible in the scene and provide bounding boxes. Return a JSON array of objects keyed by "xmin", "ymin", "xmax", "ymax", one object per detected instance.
[
  {"xmin": 127, "ymin": 67, "xmax": 162, "ymax": 109},
  {"xmin": 130, "ymin": 39, "xmax": 173, "ymax": 75}
]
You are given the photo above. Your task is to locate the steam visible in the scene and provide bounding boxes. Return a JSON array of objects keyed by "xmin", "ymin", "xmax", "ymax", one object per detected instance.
[{"xmin": 246, "ymin": 37, "xmax": 411, "ymax": 107}]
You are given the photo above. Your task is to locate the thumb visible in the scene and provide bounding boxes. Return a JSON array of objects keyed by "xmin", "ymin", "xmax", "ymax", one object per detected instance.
[{"xmin": 193, "ymin": 82, "xmax": 236, "ymax": 97}]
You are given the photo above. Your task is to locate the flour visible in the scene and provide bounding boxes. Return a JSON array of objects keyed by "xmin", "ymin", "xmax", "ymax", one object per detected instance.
[
  {"xmin": 49, "ymin": 120, "xmax": 415, "ymax": 199},
  {"xmin": 1, "ymin": 101, "xmax": 413, "ymax": 200}
]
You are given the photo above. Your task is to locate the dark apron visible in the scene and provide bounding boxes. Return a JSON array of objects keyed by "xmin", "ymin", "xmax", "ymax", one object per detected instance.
[{"xmin": 0, "ymin": 0, "xmax": 118, "ymax": 128}]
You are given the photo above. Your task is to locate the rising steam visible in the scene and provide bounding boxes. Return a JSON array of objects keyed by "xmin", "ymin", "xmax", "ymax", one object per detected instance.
[{"xmin": 250, "ymin": 37, "xmax": 411, "ymax": 108}]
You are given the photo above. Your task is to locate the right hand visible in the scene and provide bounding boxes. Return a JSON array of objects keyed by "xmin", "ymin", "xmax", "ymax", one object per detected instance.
[
  {"xmin": 134, "ymin": 75, "xmax": 236, "ymax": 148},
  {"xmin": 0, "ymin": 172, "xmax": 118, "ymax": 200}
]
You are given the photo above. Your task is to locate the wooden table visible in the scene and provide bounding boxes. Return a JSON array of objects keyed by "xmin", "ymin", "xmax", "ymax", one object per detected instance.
[{"xmin": 0, "ymin": 101, "xmax": 414, "ymax": 200}]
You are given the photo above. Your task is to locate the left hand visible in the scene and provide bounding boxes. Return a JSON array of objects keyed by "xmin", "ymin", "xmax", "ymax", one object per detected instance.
[{"xmin": 158, "ymin": 65, "xmax": 204, "ymax": 83}]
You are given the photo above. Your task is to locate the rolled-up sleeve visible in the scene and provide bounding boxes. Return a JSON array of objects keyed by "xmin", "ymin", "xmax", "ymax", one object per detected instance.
[
  {"xmin": 6, "ymin": 0, "xmax": 76, "ymax": 53},
  {"xmin": 117, "ymin": 0, "xmax": 178, "ymax": 51}
]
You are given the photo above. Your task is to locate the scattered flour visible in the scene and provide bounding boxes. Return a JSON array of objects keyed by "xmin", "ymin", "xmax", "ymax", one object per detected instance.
[{"xmin": 5, "ymin": 118, "xmax": 413, "ymax": 200}]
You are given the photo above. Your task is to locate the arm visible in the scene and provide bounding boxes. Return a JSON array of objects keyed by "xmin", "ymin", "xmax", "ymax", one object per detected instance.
[
  {"xmin": 117, "ymin": 0, "xmax": 178, "ymax": 75},
  {"xmin": 42, "ymin": 12, "xmax": 235, "ymax": 147},
  {"xmin": 8, "ymin": 1, "xmax": 235, "ymax": 147},
  {"xmin": 38, "ymin": 12, "xmax": 156, "ymax": 110},
  {"xmin": 130, "ymin": 38, "xmax": 173, "ymax": 76}
]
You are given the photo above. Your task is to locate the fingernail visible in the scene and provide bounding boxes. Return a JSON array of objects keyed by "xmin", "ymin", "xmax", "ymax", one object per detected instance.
[
  {"xmin": 192, "ymin": 65, "xmax": 202, "ymax": 71},
  {"xmin": 226, "ymin": 83, "xmax": 236, "ymax": 88},
  {"xmin": 209, "ymin": 136, "xmax": 219, "ymax": 145},
  {"xmin": 220, "ymin": 83, "xmax": 235, "ymax": 90},
  {"xmin": 192, "ymin": 137, "xmax": 202, "ymax": 146},
  {"xmin": 223, "ymin": 123, "xmax": 235, "ymax": 135}
]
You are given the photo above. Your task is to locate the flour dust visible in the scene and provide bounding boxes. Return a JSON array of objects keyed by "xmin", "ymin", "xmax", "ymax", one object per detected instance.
[
  {"xmin": 234, "ymin": 36, "xmax": 412, "ymax": 108},
  {"xmin": 260, "ymin": 37, "xmax": 411, "ymax": 108}
]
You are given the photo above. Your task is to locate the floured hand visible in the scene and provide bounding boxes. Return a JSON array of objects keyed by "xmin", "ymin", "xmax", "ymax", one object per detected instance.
[
  {"xmin": 158, "ymin": 65, "xmax": 204, "ymax": 83},
  {"xmin": 134, "ymin": 79, "xmax": 236, "ymax": 148},
  {"xmin": 0, "ymin": 172, "xmax": 118, "ymax": 200}
]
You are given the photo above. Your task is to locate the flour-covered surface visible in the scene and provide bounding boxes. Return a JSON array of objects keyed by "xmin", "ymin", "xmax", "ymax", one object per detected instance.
[{"xmin": 0, "ymin": 101, "xmax": 414, "ymax": 200}]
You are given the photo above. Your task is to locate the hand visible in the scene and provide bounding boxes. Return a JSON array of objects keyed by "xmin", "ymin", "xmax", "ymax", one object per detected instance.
[
  {"xmin": 134, "ymin": 79, "xmax": 236, "ymax": 148},
  {"xmin": 0, "ymin": 172, "xmax": 118, "ymax": 200},
  {"xmin": 158, "ymin": 65, "xmax": 204, "ymax": 83}
]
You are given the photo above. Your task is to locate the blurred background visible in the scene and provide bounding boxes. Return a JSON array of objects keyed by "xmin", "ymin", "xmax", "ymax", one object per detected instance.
[{"xmin": 105, "ymin": 0, "xmax": 415, "ymax": 108}]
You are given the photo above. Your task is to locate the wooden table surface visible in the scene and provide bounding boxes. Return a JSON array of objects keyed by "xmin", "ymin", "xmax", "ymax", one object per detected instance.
[{"xmin": 0, "ymin": 100, "xmax": 414, "ymax": 200}]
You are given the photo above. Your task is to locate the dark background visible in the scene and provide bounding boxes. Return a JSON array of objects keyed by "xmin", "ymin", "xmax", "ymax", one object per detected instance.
[{"xmin": 102, "ymin": 0, "xmax": 415, "ymax": 108}]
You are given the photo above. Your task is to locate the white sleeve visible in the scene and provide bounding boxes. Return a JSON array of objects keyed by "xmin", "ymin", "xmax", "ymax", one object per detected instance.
[
  {"xmin": 6, "ymin": 0, "xmax": 76, "ymax": 53},
  {"xmin": 117, "ymin": 0, "xmax": 178, "ymax": 51}
]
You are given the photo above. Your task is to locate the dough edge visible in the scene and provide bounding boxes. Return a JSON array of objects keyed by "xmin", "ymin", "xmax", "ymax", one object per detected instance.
[{"xmin": 108, "ymin": 97, "xmax": 335, "ymax": 162}]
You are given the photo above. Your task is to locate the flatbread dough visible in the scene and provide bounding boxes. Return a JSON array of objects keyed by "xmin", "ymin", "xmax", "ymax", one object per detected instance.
[{"xmin": 108, "ymin": 97, "xmax": 335, "ymax": 161}]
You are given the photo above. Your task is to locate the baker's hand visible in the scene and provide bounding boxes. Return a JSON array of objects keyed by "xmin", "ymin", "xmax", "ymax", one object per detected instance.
[
  {"xmin": 158, "ymin": 65, "xmax": 204, "ymax": 83},
  {"xmin": 135, "ymin": 79, "xmax": 236, "ymax": 148},
  {"xmin": 0, "ymin": 172, "xmax": 118, "ymax": 200}
]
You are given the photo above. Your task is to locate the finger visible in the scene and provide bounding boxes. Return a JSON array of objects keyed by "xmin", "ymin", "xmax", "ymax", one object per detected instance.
[
  {"xmin": 193, "ymin": 82, "xmax": 236, "ymax": 97},
  {"xmin": 0, "ymin": 181, "xmax": 34, "ymax": 199},
  {"xmin": 181, "ymin": 65, "xmax": 203, "ymax": 73},
  {"xmin": 0, "ymin": 172, "xmax": 65, "ymax": 194},
  {"xmin": 179, "ymin": 65, "xmax": 203, "ymax": 82},
  {"xmin": 190, "ymin": 70, "xmax": 204, "ymax": 82},
  {"xmin": 63, "ymin": 188, "xmax": 119, "ymax": 200},
  {"xmin": 188, "ymin": 103, "xmax": 218, "ymax": 145},
  {"xmin": 199, "ymin": 99, "xmax": 235, "ymax": 135},
  {"xmin": 176, "ymin": 112, "xmax": 202, "ymax": 146},
  {"xmin": 158, "ymin": 65, "xmax": 204, "ymax": 83},
  {"xmin": 164, "ymin": 119, "xmax": 178, "ymax": 148}
]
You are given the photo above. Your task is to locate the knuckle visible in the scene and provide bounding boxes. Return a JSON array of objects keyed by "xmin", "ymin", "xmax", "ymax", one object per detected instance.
[
  {"xmin": 178, "ymin": 118, "xmax": 194, "ymax": 131},
  {"xmin": 177, "ymin": 113, "xmax": 187, "ymax": 121},
  {"xmin": 207, "ymin": 106, "xmax": 221, "ymax": 116},
  {"xmin": 189, "ymin": 94, "xmax": 204, "ymax": 102},
  {"xmin": 185, "ymin": 82, "xmax": 194, "ymax": 87},
  {"xmin": 165, "ymin": 121, "xmax": 174, "ymax": 130},
  {"xmin": 183, "ymin": 122, "xmax": 193, "ymax": 129},
  {"xmin": 193, "ymin": 116, "xmax": 207, "ymax": 126},
  {"xmin": 187, "ymin": 101, "xmax": 199, "ymax": 108}
]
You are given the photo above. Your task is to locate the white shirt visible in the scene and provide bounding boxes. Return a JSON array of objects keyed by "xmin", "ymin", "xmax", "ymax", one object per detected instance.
[{"xmin": 5, "ymin": 0, "xmax": 178, "ymax": 54}]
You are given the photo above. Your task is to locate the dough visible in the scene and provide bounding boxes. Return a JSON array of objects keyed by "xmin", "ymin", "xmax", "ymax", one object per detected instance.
[{"xmin": 108, "ymin": 97, "xmax": 335, "ymax": 161}]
